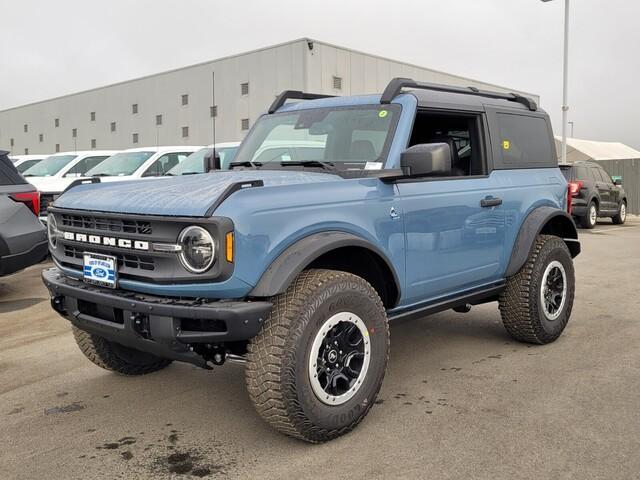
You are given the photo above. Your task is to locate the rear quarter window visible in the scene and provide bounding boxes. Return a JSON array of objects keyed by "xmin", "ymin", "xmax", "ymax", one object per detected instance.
[
  {"xmin": 0, "ymin": 154, "xmax": 26, "ymax": 185},
  {"xmin": 490, "ymin": 110, "xmax": 556, "ymax": 169}
]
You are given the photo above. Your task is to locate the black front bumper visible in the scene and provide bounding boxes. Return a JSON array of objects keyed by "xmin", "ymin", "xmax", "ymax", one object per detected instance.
[{"xmin": 42, "ymin": 268, "xmax": 271, "ymax": 368}]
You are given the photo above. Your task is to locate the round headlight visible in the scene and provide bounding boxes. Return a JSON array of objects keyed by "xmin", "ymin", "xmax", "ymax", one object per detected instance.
[
  {"xmin": 178, "ymin": 226, "xmax": 215, "ymax": 273},
  {"xmin": 48, "ymin": 214, "xmax": 59, "ymax": 248}
]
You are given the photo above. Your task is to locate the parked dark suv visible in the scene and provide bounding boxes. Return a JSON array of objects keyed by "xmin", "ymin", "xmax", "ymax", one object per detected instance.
[
  {"xmin": 0, "ymin": 151, "xmax": 47, "ymax": 276},
  {"xmin": 560, "ymin": 161, "xmax": 627, "ymax": 228}
]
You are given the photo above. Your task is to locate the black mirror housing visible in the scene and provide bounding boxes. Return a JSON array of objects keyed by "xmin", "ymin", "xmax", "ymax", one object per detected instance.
[
  {"xmin": 400, "ymin": 143, "xmax": 452, "ymax": 177},
  {"xmin": 204, "ymin": 149, "xmax": 221, "ymax": 172}
]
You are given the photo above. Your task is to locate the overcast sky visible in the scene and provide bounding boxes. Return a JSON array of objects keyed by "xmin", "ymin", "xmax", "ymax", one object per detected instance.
[{"xmin": 1, "ymin": 0, "xmax": 638, "ymax": 148}]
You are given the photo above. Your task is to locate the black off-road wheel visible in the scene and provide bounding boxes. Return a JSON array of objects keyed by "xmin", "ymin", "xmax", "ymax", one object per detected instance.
[
  {"xmin": 580, "ymin": 201, "xmax": 598, "ymax": 229},
  {"xmin": 72, "ymin": 327, "xmax": 172, "ymax": 375},
  {"xmin": 499, "ymin": 235, "xmax": 575, "ymax": 344},
  {"xmin": 612, "ymin": 200, "xmax": 627, "ymax": 225},
  {"xmin": 245, "ymin": 269, "xmax": 389, "ymax": 443}
]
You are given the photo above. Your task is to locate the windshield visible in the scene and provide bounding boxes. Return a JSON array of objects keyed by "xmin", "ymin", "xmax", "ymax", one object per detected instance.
[
  {"xmin": 86, "ymin": 151, "xmax": 154, "ymax": 176},
  {"xmin": 22, "ymin": 155, "xmax": 77, "ymax": 177},
  {"xmin": 16, "ymin": 159, "xmax": 42, "ymax": 173},
  {"xmin": 233, "ymin": 105, "xmax": 400, "ymax": 170},
  {"xmin": 167, "ymin": 146, "xmax": 238, "ymax": 175}
]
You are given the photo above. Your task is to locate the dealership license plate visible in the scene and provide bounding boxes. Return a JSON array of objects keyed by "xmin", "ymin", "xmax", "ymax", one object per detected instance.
[{"xmin": 83, "ymin": 253, "xmax": 117, "ymax": 288}]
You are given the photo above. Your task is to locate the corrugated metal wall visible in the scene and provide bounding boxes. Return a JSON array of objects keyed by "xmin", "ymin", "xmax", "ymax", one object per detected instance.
[{"xmin": 596, "ymin": 158, "xmax": 640, "ymax": 214}]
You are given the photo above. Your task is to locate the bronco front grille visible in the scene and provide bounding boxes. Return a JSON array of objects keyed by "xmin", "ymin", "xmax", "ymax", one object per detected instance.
[
  {"xmin": 61, "ymin": 214, "xmax": 152, "ymax": 235},
  {"xmin": 64, "ymin": 245, "xmax": 155, "ymax": 271}
]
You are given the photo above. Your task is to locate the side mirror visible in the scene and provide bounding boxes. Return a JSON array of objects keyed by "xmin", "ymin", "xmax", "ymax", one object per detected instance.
[
  {"xmin": 614, "ymin": 178, "xmax": 622, "ymax": 186},
  {"xmin": 204, "ymin": 150, "xmax": 221, "ymax": 172},
  {"xmin": 400, "ymin": 143, "xmax": 452, "ymax": 177}
]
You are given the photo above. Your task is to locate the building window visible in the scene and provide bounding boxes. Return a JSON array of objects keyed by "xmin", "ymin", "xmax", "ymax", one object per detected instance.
[
  {"xmin": 54, "ymin": 118, "xmax": 60, "ymax": 128},
  {"xmin": 156, "ymin": 114, "xmax": 163, "ymax": 126},
  {"xmin": 39, "ymin": 133, "xmax": 44, "ymax": 143},
  {"xmin": 241, "ymin": 118, "xmax": 250, "ymax": 131},
  {"xmin": 210, "ymin": 105, "xmax": 218, "ymax": 118},
  {"xmin": 132, "ymin": 133, "xmax": 139, "ymax": 144},
  {"xmin": 181, "ymin": 126, "xmax": 189, "ymax": 138},
  {"xmin": 72, "ymin": 128, "xmax": 77, "ymax": 138},
  {"xmin": 24, "ymin": 148, "xmax": 29, "ymax": 154},
  {"xmin": 55, "ymin": 143, "xmax": 60, "ymax": 152},
  {"xmin": 181, "ymin": 94, "xmax": 189, "ymax": 106},
  {"xmin": 332, "ymin": 76, "xmax": 343, "ymax": 90},
  {"xmin": 10, "ymin": 138, "xmax": 14, "ymax": 147},
  {"xmin": 241, "ymin": 82, "xmax": 249, "ymax": 95},
  {"xmin": 91, "ymin": 139, "xmax": 97, "ymax": 149},
  {"xmin": 132, "ymin": 103, "xmax": 138, "ymax": 114},
  {"xmin": 24, "ymin": 124, "xmax": 28, "ymax": 133},
  {"xmin": 90, "ymin": 111, "xmax": 96, "ymax": 121},
  {"xmin": 110, "ymin": 122, "xmax": 116, "ymax": 132}
]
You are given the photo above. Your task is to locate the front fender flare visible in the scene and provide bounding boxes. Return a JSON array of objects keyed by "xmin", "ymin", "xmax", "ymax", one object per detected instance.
[
  {"xmin": 505, "ymin": 207, "xmax": 580, "ymax": 278},
  {"xmin": 249, "ymin": 231, "xmax": 401, "ymax": 301}
]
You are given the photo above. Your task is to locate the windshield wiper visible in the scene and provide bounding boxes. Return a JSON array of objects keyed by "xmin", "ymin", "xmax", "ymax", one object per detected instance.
[
  {"xmin": 22, "ymin": 174, "xmax": 36, "ymax": 177},
  {"xmin": 280, "ymin": 160, "xmax": 336, "ymax": 171},
  {"xmin": 229, "ymin": 161, "xmax": 263, "ymax": 169},
  {"xmin": 91, "ymin": 173, "xmax": 112, "ymax": 177}
]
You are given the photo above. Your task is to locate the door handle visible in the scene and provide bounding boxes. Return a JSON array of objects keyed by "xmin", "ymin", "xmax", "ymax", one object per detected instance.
[{"xmin": 480, "ymin": 196, "xmax": 503, "ymax": 208}]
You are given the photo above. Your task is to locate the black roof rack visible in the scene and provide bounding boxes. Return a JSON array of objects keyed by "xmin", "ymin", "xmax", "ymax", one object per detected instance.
[
  {"xmin": 380, "ymin": 77, "xmax": 537, "ymax": 111},
  {"xmin": 268, "ymin": 91, "xmax": 336, "ymax": 114}
]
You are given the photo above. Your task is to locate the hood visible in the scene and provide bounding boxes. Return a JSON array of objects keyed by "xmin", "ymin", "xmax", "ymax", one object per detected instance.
[
  {"xmin": 53, "ymin": 170, "xmax": 341, "ymax": 217},
  {"xmin": 26, "ymin": 176, "xmax": 72, "ymax": 193}
]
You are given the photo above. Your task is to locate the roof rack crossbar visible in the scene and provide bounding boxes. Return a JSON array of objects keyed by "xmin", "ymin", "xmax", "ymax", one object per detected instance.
[
  {"xmin": 268, "ymin": 91, "xmax": 336, "ymax": 114},
  {"xmin": 380, "ymin": 77, "xmax": 538, "ymax": 111}
]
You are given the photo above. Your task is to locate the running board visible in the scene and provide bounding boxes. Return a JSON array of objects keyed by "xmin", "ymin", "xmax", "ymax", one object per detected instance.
[{"xmin": 387, "ymin": 282, "xmax": 506, "ymax": 322}]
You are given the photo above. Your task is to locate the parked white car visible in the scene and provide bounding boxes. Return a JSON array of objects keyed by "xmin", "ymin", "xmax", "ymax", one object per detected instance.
[
  {"xmin": 22, "ymin": 150, "xmax": 118, "ymax": 220},
  {"xmin": 9, "ymin": 154, "xmax": 48, "ymax": 174},
  {"xmin": 167, "ymin": 142, "xmax": 240, "ymax": 175},
  {"xmin": 85, "ymin": 146, "xmax": 201, "ymax": 182}
]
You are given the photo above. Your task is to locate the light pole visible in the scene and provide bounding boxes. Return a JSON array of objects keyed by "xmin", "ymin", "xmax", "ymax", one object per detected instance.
[{"xmin": 542, "ymin": 0, "xmax": 570, "ymax": 163}]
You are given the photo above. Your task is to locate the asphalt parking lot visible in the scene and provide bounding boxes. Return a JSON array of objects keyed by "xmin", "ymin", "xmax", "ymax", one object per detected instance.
[{"xmin": 1, "ymin": 219, "xmax": 639, "ymax": 480}]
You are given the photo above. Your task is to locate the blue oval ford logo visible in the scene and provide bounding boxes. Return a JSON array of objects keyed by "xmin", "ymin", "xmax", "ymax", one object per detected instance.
[{"xmin": 93, "ymin": 268, "xmax": 107, "ymax": 278}]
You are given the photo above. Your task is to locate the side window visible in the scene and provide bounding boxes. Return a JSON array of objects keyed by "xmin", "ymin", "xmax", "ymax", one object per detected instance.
[
  {"xmin": 408, "ymin": 111, "xmax": 485, "ymax": 176},
  {"xmin": 494, "ymin": 113, "xmax": 554, "ymax": 167},
  {"xmin": 597, "ymin": 168, "xmax": 612, "ymax": 184},
  {"xmin": 64, "ymin": 156, "xmax": 107, "ymax": 177},
  {"xmin": 574, "ymin": 166, "xmax": 588, "ymax": 180},
  {"xmin": 144, "ymin": 153, "xmax": 183, "ymax": 176}
]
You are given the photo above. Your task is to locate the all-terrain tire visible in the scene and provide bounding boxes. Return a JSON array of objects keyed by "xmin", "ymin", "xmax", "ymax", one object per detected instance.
[
  {"xmin": 72, "ymin": 327, "xmax": 172, "ymax": 375},
  {"xmin": 245, "ymin": 269, "xmax": 389, "ymax": 443},
  {"xmin": 612, "ymin": 200, "xmax": 627, "ymax": 225},
  {"xmin": 580, "ymin": 201, "xmax": 598, "ymax": 229},
  {"xmin": 499, "ymin": 235, "xmax": 575, "ymax": 344}
]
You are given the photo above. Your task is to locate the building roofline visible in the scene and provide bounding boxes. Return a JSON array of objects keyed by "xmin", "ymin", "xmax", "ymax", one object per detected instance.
[{"xmin": 0, "ymin": 37, "xmax": 537, "ymax": 113}]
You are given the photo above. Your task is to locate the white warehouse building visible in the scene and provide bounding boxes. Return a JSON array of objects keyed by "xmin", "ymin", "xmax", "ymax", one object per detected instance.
[{"xmin": 0, "ymin": 38, "xmax": 539, "ymax": 155}]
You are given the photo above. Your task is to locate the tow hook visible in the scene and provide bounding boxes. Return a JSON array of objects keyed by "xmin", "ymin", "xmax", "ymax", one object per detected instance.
[
  {"xmin": 131, "ymin": 313, "xmax": 151, "ymax": 339},
  {"xmin": 51, "ymin": 295, "xmax": 66, "ymax": 314}
]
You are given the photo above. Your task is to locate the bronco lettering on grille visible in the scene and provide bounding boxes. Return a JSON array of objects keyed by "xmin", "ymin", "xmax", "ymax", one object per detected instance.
[{"xmin": 62, "ymin": 231, "xmax": 149, "ymax": 251}]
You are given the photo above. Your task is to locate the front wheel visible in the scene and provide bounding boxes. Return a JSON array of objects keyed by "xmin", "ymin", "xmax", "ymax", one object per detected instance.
[
  {"xmin": 499, "ymin": 235, "xmax": 575, "ymax": 344},
  {"xmin": 245, "ymin": 269, "xmax": 389, "ymax": 443},
  {"xmin": 612, "ymin": 201, "xmax": 627, "ymax": 225},
  {"xmin": 73, "ymin": 327, "xmax": 172, "ymax": 375}
]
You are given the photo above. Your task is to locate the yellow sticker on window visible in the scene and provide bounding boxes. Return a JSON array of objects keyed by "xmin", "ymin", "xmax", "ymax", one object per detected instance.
[
  {"xmin": 379, "ymin": 110, "xmax": 388, "ymax": 118},
  {"xmin": 502, "ymin": 140, "xmax": 510, "ymax": 150}
]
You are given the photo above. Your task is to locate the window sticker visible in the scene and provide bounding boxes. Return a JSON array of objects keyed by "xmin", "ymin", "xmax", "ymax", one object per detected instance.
[
  {"xmin": 364, "ymin": 161, "xmax": 383, "ymax": 170},
  {"xmin": 502, "ymin": 140, "xmax": 510, "ymax": 150},
  {"xmin": 378, "ymin": 110, "xmax": 388, "ymax": 118}
]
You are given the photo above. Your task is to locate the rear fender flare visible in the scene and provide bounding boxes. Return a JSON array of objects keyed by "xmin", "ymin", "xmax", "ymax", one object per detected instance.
[{"xmin": 505, "ymin": 207, "xmax": 580, "ymax": 278}]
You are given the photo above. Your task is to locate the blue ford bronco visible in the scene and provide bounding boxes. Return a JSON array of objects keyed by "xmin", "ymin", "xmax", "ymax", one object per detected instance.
[{"xmin": 43, "ymin": 78, "xmax": 580, "ymax": 443}]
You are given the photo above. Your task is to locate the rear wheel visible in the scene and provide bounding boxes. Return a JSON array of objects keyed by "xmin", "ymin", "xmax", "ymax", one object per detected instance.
[
  {"xmin": 72, "ymin": 327, "xmax": 172, "ymax": 375},
  {"xmin": 580, "ymin": 201, "xmax": 598, "ymax": 229},
  {"xmin": 612, "ymin": 201, "xmax": 626, "ymax": 225},
  {"xmin": 499, "ymin": 235, "xmax": 575, "ymax": 344},
  {"xmin": 246, "ymin": 269, "xmax": 389, "ymax": 443}
]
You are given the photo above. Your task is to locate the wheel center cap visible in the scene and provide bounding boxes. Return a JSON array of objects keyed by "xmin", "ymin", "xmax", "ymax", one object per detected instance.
[{"xmin": 327, "ymin": 350, "xmax": 338, "ymax": 363}]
